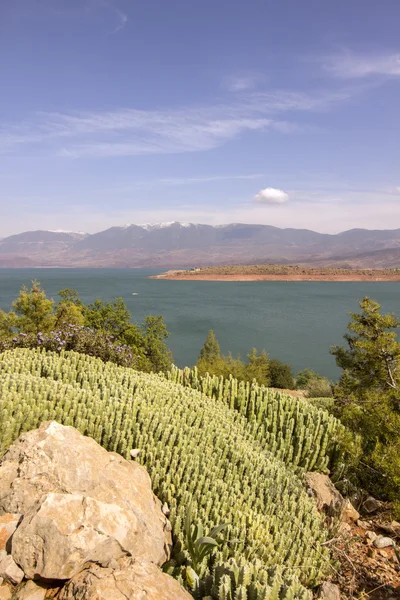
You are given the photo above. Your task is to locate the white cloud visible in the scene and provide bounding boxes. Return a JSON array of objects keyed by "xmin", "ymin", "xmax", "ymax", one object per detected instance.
[
  {"xmin": 0, "ymin": 87, "xmax": 355, "ymax": 158},
  {"xmin": 324, "ymin": 51, "xmax": 400, "ymax": 78},
  {"xmin": 254, "ymin": 187, "xmax": 289, "ymax": 205}
]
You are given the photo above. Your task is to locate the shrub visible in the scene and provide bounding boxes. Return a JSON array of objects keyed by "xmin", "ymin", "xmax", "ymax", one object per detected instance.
[
  {"xmin": 306, "ymin": 377, "xmax": 333, "ymax": 398},
  {"xmin": 0, "ymin": 325, "xmax": 137, "ymax": 368},
  {"xmin": 269, "ymin": 359, "xmax": 294, "ymax": 389}
]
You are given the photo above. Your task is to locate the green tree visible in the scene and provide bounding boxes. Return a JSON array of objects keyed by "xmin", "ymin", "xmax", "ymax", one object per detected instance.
[
  {"xmin": 331, "ymin": 297, "xmax": 400, "ymax": 397},
  {"xmin": 57, "ymin": 288, "xmax": 84, "ymax": 308},
  {"xmin": 198, "ymin": 330, "xmax": 221, "ymax": 363},
  {"xmin": 85, "ymin": 297, "xmax": 132, "ymax": 337},
  {"xmin": 269, "ymin": 359, "xmax": 294, "ymax": 389},
  {"xmin": 54, "ymin": 289, "xmax": 85, "ymax": 328},
  {"xmin": 331, "ymin": 298, "xmax": 400, "ymax": 514},
  {"xmin": 245, "ymin": 348, "xmax": 270, "ymax": 386},
  {"xmin": 139, "ymin": 315, "xmax": 172, "ymax": 373},
  {"xmin": 12, "ymin": 281, "xmax": 54, "ymax": 334},
  {"xmin": 296, "ymin": 368, "xmax": 319, "ymax": 388}
]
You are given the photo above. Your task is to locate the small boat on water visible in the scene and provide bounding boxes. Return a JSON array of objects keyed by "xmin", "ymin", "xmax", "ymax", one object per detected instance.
[{"xmin": 132, "ymin": 293, "xmax": 138, "ymax": 295}]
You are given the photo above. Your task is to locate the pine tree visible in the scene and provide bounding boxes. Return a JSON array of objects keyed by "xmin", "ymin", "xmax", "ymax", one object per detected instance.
[
  {"xmin": 198, "ymin": 330, "xmax": 221, "ymax": 362},
  {"xmin": 331, "ymin": 297, "xmax": 400, "ymax": 397},
  {"xmin": 12, "ymin": 280, "xmax": 54, "ymax": 334}
]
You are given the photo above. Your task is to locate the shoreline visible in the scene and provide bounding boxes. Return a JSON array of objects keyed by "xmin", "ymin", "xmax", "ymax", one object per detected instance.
[{"xmin": 150, "ymin": 269, "xmax": 400, "ymax": 282}]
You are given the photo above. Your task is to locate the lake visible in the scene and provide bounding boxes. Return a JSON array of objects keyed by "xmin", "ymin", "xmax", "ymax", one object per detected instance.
[{"xmin": 0, "ymin": 268, "xmax": 399, "ymax": 380}]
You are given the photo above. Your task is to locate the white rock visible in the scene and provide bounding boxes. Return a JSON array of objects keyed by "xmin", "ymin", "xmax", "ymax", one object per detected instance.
[
  {"xmin": 373, "ymin": 535, "xmax": 394, "ymax": 549},
  {"xmin": 130, "ymin": 449, "xmax": 141, "ymax": 459},
  {"xmin": 366, "ymin": 530, "xmax": 377, "ymax": 542},
  {"xmin": 0, "ymin": 422, "xmax": 171, "ymax": 580}
]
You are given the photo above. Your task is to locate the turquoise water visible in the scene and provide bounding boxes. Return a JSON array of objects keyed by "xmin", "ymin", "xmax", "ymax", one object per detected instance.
[{"xmin": 0, "ymin": 268, "xmax": 399, "ymax": 380}]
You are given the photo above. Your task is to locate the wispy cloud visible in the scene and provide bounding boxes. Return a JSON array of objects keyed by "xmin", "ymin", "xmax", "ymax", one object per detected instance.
[
  {"xmin": 0, "ymin": 87, "xmax": 356, "ymax": 158},
  {"xmin": 222, "ymin": 75, "xmax": 261, "ymax": 92},
  {"xmin": 102, "ymin": 1, "xmax": 128, "ymax": 34},
  {"xmin": 159, "ymin": 174, "xmax": 265, "ymax": 185},
  {"xmin": 323, "ymin": 50, "xmax": 400, "ymax": 78}
]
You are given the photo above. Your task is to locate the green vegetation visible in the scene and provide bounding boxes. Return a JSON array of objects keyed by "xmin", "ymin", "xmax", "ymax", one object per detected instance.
[
  {"xmin": 331, "ymin": 297, "xmax": 400, "ymax": 514},
  {"xmin": 296, "ymin": 369, "xmax": 333, "ymax": 399},
  {"xmin": 0, "ymin": 348, "xmax": 339, "ymax": 599},
  {"xmin": 196, "ymin": 330, "xmax": 295, "ymax": 388},
  {"xmin": 0, "ymin": 281, "xmax": 171, "ymax": 373},
  {"xmin": 168, "ymin": 366, "xmax": 344, "ymax": 472}
]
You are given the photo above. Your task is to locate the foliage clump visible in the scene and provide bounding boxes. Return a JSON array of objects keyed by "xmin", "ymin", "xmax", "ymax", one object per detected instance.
[
  {"xmin": 0, "ymin": 281, "xmax": 171, "ymax": 373},
  {"xmin": 196, "ymin": 329, "xmax": 294, "ymax": 388},
  {"xmin": 331, "ymin": 297, "xmax": 400, "ymax": 514}
]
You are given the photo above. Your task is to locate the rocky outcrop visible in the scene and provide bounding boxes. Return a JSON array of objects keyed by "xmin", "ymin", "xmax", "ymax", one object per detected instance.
[
  {"xmin": 0, "ymin": 422, "xmax": 191, "ymax": 600},
  {"xmin": 305, "ymin": 472, "xmax": 345, "ymax": 517}
]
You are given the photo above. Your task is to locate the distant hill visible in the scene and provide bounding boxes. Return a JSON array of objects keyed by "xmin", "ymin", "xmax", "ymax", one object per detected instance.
[{"xmin": 0, "ymin": 222, "xmax": 399, "ymax": 268}]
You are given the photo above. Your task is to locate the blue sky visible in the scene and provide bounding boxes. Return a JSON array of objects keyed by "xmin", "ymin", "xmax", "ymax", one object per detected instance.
[{"xmin": 1, "ymin": 0, "xmax": 399, "ymax": 236}]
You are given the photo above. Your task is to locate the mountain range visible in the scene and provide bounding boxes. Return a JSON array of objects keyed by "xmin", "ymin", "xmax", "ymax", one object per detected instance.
[{"xmin": 0, "ymin": 222, "xmax": 399, "ymax": 268}]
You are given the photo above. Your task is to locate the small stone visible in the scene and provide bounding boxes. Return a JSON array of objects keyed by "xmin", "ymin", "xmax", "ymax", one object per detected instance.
[
  {"xmin": 379, "ymin": 549, "xmax": 387, "ymax": 558},
  {"xmin": 319, "ymin": 581, "xmax": 341, "ymax": 599},
  {"xmin": 130, "ymin": 449, "xmax": 141, "ymax": 459},
  {"xmin": 162, "ymin": 502, "xmax": 170, "ymax": 516},
  {"xmin": 366, "ymin": 530, "xmax": 377, "ymax": 541},
  {"xmin": 13, "ymin": 580, "xmax": 47, "ymax": 600},
  {"xmin": 362, "ymin": 496, "xmax": 380, "ymax": 513},
  {"xmin": 373, "ymin": 535, "xmax": 394, "ymax": 549},
  {"xmin": 343, "ymin": 499, "xmax": 359, "ymax": 522},
  {"xmin": 0, "ymin": 551, "xmax": 24, "ymax": 585},
  {"xmin": 0, "ymin": 514, "xmax": 21, "ymax": 551},
  {"xmin": 356, "ymin": 519, "xmax": 370, "ymax": 529}
]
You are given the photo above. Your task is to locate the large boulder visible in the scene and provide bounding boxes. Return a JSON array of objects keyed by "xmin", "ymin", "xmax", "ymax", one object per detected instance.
[
  {"xmin": 0, "ymin": 422, "xmax": 171, "ymax": 580},
  {"xmin": 12, "ymin": 493, "xmax": 156, "ymax": 580},
  {"xmin": 59, "ymin": 559, "xmax": 193, "ymax": 600}
]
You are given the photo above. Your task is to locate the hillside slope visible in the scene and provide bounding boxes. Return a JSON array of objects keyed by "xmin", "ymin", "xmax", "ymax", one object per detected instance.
[{"xmin": 0, "ymin": 348, "xmax": 344, "ymax": 599}]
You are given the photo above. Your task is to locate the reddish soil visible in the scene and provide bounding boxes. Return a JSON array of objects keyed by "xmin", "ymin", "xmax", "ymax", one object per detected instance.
[{"xmin": 327, "ymin": 513, "xmax": 400, "ymax": 599}]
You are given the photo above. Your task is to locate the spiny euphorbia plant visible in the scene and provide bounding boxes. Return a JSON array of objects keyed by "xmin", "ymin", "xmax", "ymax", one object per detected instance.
[{"xmin": 0, "ymin": 348, "xmax": 338, "ymax": 599}]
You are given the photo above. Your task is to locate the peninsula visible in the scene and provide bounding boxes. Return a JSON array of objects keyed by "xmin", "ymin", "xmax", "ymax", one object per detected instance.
[{"xmin": 151, "ymin": 264, "xmax": 400, "ymax": 281}]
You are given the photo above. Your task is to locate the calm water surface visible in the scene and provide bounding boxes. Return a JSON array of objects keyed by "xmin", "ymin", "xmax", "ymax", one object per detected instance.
[{"xmin": 0, "ymin": 268, "xmax": 399, "ymax": 380}]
